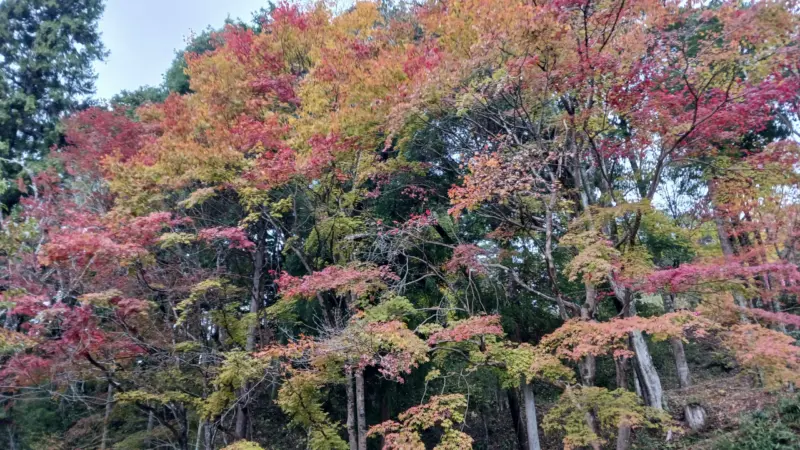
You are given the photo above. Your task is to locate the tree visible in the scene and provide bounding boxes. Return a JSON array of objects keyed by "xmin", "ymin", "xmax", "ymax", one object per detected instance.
[
  {"xmin": 163, "ymin": 27, "xmax": 217, "ymax": 95},
  {"xmin": 1, "ymin": 0, "xmax": 799, "ymax": 448},
  {"xmin": 0, "ymin": 0, "xmax": 106, "ymax": 207}
]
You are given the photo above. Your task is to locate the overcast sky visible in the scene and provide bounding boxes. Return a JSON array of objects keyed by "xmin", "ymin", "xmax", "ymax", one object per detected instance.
[{"xmin": 92, "ymin": 0, "xmax": 267, "ymax": 100}]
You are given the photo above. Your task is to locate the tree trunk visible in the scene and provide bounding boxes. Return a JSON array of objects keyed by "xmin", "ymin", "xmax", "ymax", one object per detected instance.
[
  {"xmin": 246, "ymin": 229, "xmax": 265, "ymax": 352},
  {"xmin": 101, "ymin": 382, "xmax": 114, "ymax": 450},
  {"xmin": 630, "ymin": 331, "xmax": 664, "ymax": 409},
  {"xmin": 235, "ymin": 231, "xmax": 266, "ymax": 443},
  {"xmin": 612, "ymin": 285, "xmax": 664, "ymax": 410},
  {"xmin": 616, "ymin": 420, "xmax": 632, "ymax": 450},
  {"xmin": 234, "ymin": 405, "xmax": 247, "ymax": 441},
  {"xmin": 663, "ymin": 294, "xmax": 691, "ymax": 388},
  {"xmin": 379, "ymin": 384, "xmax": 390, "ymax": 449},
  {"xmin": 6, "ymin": 424, "xmax": 16, "ymax": 450},
  {"xmin": 670, "ymin": 337, "xmax": 691, "ymax": 388},
  {"xmin": 355, "ymin": 370, "xmax": 367, "ymax": 450},
  {"xmin": 178, "ymin": 406, "xmax": 190, "ymax": 450},
  {"xmin": 614, "ymin": 357, "xmax": 628, "ymax": 390},
  {"xmin": 580, "ymin": 354, "xmax": 596, "ymax": 387},
  {"xmin": 521, "ymin": 379, "xmax": 541, "ymax": 450},
  {"xmin": 195, "ymin": 420, "xmax": 203, "ymax": 450},
  {"xmin": 346, "ymin": 368, "xmax": 358, "ymax": 450},
  {"xmin": 715, "ymin": 216, "xmax": 749, "ymax": 310},
  {"xmin": 614, "ymin": 354, "xmax": 632, "ymax": 450},
  {"xmin": 145, "ymin": 410, "xmax": 154, "ymax": 449},
  {"xmin": 204, "ymin": 420, "xmax": 213, "ymax": 450},
  {"xmin": 507, "ymin": 388, "xmax": 527, "ymax": 450},
  {"xmin": 580, "ymin": 284, "xmax": 598, "ymax": 386}
]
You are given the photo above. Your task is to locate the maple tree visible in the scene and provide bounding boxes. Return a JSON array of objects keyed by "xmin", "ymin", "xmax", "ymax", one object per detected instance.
[{"xmin": 1, "ymin": 0, "xmax": 799, "ymax": 449}]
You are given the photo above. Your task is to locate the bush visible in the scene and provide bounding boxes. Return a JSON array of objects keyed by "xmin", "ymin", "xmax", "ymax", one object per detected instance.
[{"xmin": 714, "ymin": 410, "xmax": 799, "ymax": 450}]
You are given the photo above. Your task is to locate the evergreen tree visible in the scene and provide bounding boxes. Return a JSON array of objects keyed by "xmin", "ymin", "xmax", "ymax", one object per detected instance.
[{"xmin": 0, "ymin": 0, "xmax": 106, "ymax": 207}]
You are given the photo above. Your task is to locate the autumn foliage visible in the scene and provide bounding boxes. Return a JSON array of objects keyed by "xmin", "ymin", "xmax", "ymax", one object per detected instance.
[{"xmin": 1, "ymin": 0, "xmax": 800, "ymax": 449}]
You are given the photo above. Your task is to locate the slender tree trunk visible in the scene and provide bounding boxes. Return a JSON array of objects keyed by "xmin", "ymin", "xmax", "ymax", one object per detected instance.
[
  {"xmin": 346, "ymin": 368, "xmax": 358, "ymax": 450},
  {"xmin": 6, "ymin": 424, "xmax": 16, "ymax": 450},
  {"xmin": 176, "ymin": 406, "xmax": 190, "ymax": 450},
  {"xmin": 145, "ymin": 410, "xmax": 154, "ymax": 449},
  {"xmin": 715, "ymin": 216, "xmax": 749, "ymax": 310},
  {"xmin": 195, "ymin": 420, "xmax": 203, "ymax": 450},
  {"xmin": 101, "ymin": 382, "xmax": 114, "ymax": 450},
  {"xmin": 246, "ymin": 229, "xmax": 265, "ymax": 352},
  {"xmin": 615, "ymin": 357, "xmax": 632, "ymax": 450},
  {"xmin": 615, "ymin": 357, "xmax": 628, "ymax": 390},
  {"xmin": 507, "ymin": 388, "xmax": 526, "ymax": 450},
  {"xmin": 630, "ymin": 331, "xmax": 664, "ymax": 409},
  {"xmin": 355, "ymin": 370, "xmax": 367, "ymax": 450},
  {"xmin": 663, "ymin": 294, "xmax": 691, "ymax": 388},
  {"xmin": 235, "ymin": 232, "xmax": 266, "ymax": 442},
  {"xmin": 481, "ymin": 404, "xmax": 491, "ymax": 448},
  {"xmin": 580, "ymin": 354, "xmax": 596, "ymax": 387},
  {"xmin": 379, "ymin": 384, "xmax": 390, "ymax": 449},
  {"xmin": 521, "ymin": 379, "xmax": 541, "ymax": 450},
  {"xmin": 580, "ymin": 284, "xmax": 598, "ymax": 386},
  {"xmin": 204, "ymin": 421, "xmax": 213, "ymax": 450}
]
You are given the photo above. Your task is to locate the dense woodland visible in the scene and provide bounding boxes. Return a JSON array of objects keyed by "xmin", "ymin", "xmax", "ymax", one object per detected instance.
[{"xmin": 1, "ymin": 0, "xmax": 800, "ymax": 449}]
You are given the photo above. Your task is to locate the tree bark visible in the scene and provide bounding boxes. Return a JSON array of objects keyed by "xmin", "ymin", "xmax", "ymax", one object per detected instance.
[
  {"xmin": 616, "ymin": 420, "xmax": 632, "ymax": 450},
  {"xmin": 580, "ymin": 354, "xmax": 596, "ymax": 387},
  {"xmin": 614, "ymin": 357, "xmax": 628, "ymax": 390},
  {"xmin": 614, "ymin": 357, "xmax": 633, "ymax": 450},
  {"xmin": 521, "ymin": 379, "xmax": 541, "ymax": 450},
  {"xmin": 663, "ymin": 294, "xmax": 691, "ymax": 388},
  {"xmin": 101, "ymin": 382, "xmax": 114, "ymax": 450},
  {"xmin": 580, "ymin": 284, "xmax": 598, "ymax": 386},
  {"xmin": 145, "ymin": 410, "xmax": 154, "ymax": 449},
  {"xmin": 685, "ymin": 404, "xmax": 707, "ymax": 431},
  {"xmin": 177, "ymin": 406, "xmax": 190, "ymax": 450},
  {"xmin": 612, "ymin": 284, "xmax": 664, "ymax": 410},
  {"xmin": 507, "ymin": 388, "xmax": 527, "ymax": 450},
  {"xmin": 714, "ymin": 216, "xmax": 749, "ymax": 310},
  {"xmin": 630, "ymin": 330, "xmax": 664, "ymax": 409},
  {"xmin": 346, "ymin": 368, "xmax": 358, "ymax": 450},
  {"xmin": 235, "ymin": 228, "xmax": 266, "ymax": 442},
  {"xmin": 6, "ymin": 424, "xmax": 16, "ymax": 450},
  {"xmin": 246, "ymin": 226, "xmax": 265, "ymax": 352},
  {"xmin": 195, "ymin": 420, "xmax": 203, "ymax": 450},
  {"xmin": 355, "ymin": 370, "xmax": 367, "ymax": 450},
  {"xmin": 203, "ymin": 420, "xmax": 213, "ymax": 450},
  {"xmin": 234, "ymin": 405, "xmax": 247, "ymax": 441}
]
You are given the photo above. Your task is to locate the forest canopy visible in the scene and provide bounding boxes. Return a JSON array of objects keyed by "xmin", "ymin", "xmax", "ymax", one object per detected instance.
[{"xmin": 1, "ymin": 0, "xmax": 800, "ymax": 449}]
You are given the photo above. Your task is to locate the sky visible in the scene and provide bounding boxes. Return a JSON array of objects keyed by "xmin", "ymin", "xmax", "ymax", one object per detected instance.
[{"xmin": 92, "ymin": 0, "xmax": 268, "ymax": 100}]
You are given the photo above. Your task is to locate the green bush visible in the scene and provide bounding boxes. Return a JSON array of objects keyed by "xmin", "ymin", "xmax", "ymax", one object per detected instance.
[{"xmin": 714, "ymin": 409, "xmax": 800, "ymax": 450}]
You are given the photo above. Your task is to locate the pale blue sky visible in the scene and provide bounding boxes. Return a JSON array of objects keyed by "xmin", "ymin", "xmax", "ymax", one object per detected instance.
[{"xmin": 93, "ymin": 0, "xmax": 268, "ymax": 100}]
